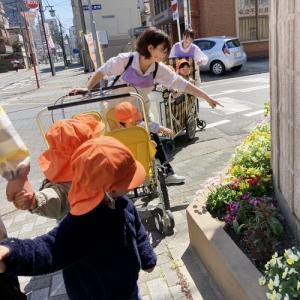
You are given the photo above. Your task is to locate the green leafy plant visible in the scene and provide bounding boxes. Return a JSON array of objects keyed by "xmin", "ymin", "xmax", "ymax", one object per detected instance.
[
  {"xmin": 264, "ymin": 101, "xmax": 270, "ymax": 116},
  {"xmin": 259, "ymin": 248, "xmax": 300, "ymax": 300},
  {"xmin": 232, "ymin": 220, "xmax": 245, "ymax": 235},
  {"xmin": 206, "ymin": 185, "xmax": 242, "ymax": 214},
  {"xmin": 244, "ymin": 200, "xmax": 283, "ymax": 261},
  {"xmin": 12, "ymin": 41, "xmax": 24, "ymax": 52}
]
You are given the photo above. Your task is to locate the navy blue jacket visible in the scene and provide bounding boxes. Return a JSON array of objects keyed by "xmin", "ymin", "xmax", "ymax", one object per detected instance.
[{"xmin": 1, "ymin": 196, "xmax": 157, "ymax": 299}]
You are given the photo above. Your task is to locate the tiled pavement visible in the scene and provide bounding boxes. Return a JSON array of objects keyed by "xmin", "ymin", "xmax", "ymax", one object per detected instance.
[{"xmin": 0, "ymin": 63, "xmax": 251, "ymax": 299}]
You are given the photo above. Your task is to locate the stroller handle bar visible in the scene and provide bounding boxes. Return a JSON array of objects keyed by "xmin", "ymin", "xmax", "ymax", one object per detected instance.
[
  {"xmin": 37, "ymin": 92, "xmax": 149, "ymax": 147},
  {"xmin": 47, "ymin": 93, "xmax": 131, "ymax": 110},
  {"xmin": 68, "ymin": 84, "xmax": 129, "ymax": 96}
]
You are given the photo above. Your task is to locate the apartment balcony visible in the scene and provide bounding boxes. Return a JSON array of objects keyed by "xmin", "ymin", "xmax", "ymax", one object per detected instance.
[
  {"xmin": 0, "ymin": 44, "xmax": 13, "ymax": 56},
  {"xmin": 0, "ymin": 28, "xmax": 9, "ymax": 41}
]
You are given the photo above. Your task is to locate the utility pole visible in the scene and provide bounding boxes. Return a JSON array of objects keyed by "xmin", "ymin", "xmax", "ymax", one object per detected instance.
[
  {"xmin": 76, "ymin": 0, "xmax": 90, "ymax": 72},
  {"xmin": 58, "ymin": 19, "xmax": 67, "ymax": 66},
  {"xmin": 37, "ymin": 15, "xmax": 47, "ymax": 64},
  {"xmin": 87, "ymin": 0, "xmax": 101, "ymax": 69},
  {"xmin": 20, "ymin": 0, "xmax": 39, "ymax": 88},
  {"xmin": 39, "ymin": 1, "xmax": 55, "ymax": 76}
]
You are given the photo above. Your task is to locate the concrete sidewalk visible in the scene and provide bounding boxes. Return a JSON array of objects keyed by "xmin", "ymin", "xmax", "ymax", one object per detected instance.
[{"xmin": 0, "ymin": 62, "xmax": 267, "ymax": 299}]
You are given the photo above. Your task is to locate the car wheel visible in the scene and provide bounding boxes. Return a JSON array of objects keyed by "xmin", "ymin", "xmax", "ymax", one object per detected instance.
[
  {"xmin": 210, "ymin": 61, "xmax": 225, "ymax": 76},
  {"xmin": 231, "ymin": 65, "xmax": 243, "ymax": 71}
]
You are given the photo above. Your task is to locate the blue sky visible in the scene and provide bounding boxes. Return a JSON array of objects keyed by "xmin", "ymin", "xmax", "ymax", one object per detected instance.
[{"xmin": 42, "ymin": 0, "xmax": 74, "ymax": 31}]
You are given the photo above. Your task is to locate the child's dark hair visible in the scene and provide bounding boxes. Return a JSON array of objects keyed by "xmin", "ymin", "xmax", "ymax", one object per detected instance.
[
  {"xmin": 179, "ymin": 62, "xmax": 190, "ymax": 69},
  {"xmin": 119, "ymin": 122, "xmax": 126, "ymax": 127},
  {"xmin": 182, "ymin": 28, "xmax": 195, "ymax": 40},
  {"xmin": 136, "ymin": 26, "xmax": 171, "ymax": 59}
]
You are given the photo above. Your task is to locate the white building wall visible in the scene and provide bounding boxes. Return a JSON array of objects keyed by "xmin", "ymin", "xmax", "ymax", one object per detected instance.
[{"xmin": 81, "ymin": 0, "xmax": 141, "ymax": 39}]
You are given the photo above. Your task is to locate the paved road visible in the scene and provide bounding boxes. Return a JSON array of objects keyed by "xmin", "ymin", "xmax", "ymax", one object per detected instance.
[{"xmin": 0, "ymin": 59, "xmax": 269, "ymax": 300}]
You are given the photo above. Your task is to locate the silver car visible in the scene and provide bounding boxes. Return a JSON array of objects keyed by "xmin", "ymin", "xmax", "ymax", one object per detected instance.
[{"xmin": 193, "ymin": 36, "xmax": 247, "ymax": 75}]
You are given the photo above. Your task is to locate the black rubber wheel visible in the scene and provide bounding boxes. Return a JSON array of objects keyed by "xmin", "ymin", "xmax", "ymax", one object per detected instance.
[
  {"xmin": 210, "ymin": 60, "xmax": 225, "ymax": 75},
  {"xmin": 186, "ymin": 116, "xmax": 196, "ymax": 141},
  {"xmin": 197, "ymin": 119, "xmax": 206, "ymax": 129},
  {"xmin": 166, "ymin": 140, "xmax": 175, "ymax": 152},
  {"xmin": 154, "ymin": 213, "xmax": 164, "ymax": 233},
  {"xmin": 158, "ymin": 169, "xmax": 170, "ymax": 210},
  {"xmin": 231, "ymin": 65, "xmax": 243, "ymax": 71},
  {"xmin": 166, "ymin": 210, "xmax": 175, "ymax": 229}
]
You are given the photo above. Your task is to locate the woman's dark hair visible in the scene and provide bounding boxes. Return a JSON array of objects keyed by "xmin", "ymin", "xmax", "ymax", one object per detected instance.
[
  {"xmin": 182, "ymin": 28, "xmax": 195, "ymax": 40},
  {"xmin": 136, "ymin": 26, "xmax": 171, "ymax": 59}
]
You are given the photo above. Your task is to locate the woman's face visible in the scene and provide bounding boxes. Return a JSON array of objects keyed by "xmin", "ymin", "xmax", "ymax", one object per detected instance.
[
  {"xmin": 148, "ymin": 44, "xmax": 168, "ymax": 62},
  {"xmin": 182, "ymin": 35, "xmax": 193, "ymax": 48}
]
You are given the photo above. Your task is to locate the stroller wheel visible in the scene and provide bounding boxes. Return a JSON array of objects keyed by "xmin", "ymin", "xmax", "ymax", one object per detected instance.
[
  {"xmin": 186, "ymin": 116, "xmax": 196, "ymax": 141},
  {"xmin": 197, "ymin": 119, "xmax": 206, "ymax": 129},
  {"xmin": 154, "ymin": 213, "xmax": 164, "ymax": 233},
  {"xmin": 165, "ymin": 210, "xmax": 175, "ymax": 229},
  {"xmin": 166, "ymin": 140, "xmax": 175, "ymax": 152}
]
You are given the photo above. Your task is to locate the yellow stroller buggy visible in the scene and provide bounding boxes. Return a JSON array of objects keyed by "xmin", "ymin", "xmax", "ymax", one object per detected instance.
[{"xmin": 36, "ymin": 86, "xmax": 175, "ymax": 233}]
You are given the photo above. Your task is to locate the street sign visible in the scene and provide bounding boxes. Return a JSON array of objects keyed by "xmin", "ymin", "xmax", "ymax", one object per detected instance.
[
  {"xmin": 173, "ymin": 12, "xmax": 178, "ymax": 20},
  {"xmin": 24, "ymin": 0, "xmax": 39, "ymax": 9},
  {"xmin": 171, "ymin": 0, "xmax": 177, "ymax": 12},
  {"xmin": 82, "ymin": 4, "xmax": 102, "ymax": 11}
]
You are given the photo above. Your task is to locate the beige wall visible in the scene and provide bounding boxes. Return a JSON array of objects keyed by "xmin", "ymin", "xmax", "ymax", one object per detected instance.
[
  {"xmin": 270, "ymin": 0, "xmax": 300, "ymax": 228},
  {"xmin": 81, "ymin": 0, "xmax": 141, "ymax": 39}
]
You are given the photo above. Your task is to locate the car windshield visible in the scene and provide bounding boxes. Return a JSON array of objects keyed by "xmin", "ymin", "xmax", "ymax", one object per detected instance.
[{"xmin": 226, "ymin": 39, "xmax": 241, "ymax": 48}]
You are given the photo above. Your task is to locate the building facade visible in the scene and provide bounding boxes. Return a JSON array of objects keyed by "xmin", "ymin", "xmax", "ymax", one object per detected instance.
[
  {"xmin": 270, "ymin": 0, "xmax": 300, "ymax": 234},
  {"xmin": 150, "ymin": 0, "xmax": 269, "ymax": 58},
  {"xmin": 0, "ymin": 1, "xmax": 13, "ymax": 72}
]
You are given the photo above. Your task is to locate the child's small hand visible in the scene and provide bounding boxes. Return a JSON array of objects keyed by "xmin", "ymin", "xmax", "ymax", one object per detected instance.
[
  {"xmin": 189, "ymin": 78, "xmax": 195, "ymax": 84},
  {"xmin": 0, "ymin": 246, "xmax": 9, "ymax": 273},
  {"xmin": 160, "ymin": 127, "xmax": 173, "ymax": 136},
  {"xmin": 145, "ymin": 266, "xmax": 155, "ymax": 273},
  {"xmin": 13, "ymin": 190, "xmax": 34, "ymax": 210}
]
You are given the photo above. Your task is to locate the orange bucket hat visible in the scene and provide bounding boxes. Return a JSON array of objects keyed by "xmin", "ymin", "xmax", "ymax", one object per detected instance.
[
  {"xmin": 176, "ymin": 59, "xmax": 190, "ymax": 71},
  {"xmin": 69, "ymin": 136, "xmax": 146, "ymax": 215},
  {"xmin": 72, "ymin": 113, "xmax": 105, "ymax": 138},
  {"xmin": 114, "ymin": 102, "xmax": 142, "ymax": 123},
  {"xmin": 38, "ymin": 119, "xmax": 94, "ymax": 182}
]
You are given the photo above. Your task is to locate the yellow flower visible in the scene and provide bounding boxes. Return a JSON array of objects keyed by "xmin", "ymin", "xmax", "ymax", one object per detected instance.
[
  {"xmin": 297, "ymin": 281, "xmax": 300, "ymax": 291},
  {"xmin": 268, "ymin": 279, "xmax": 274, "ymax": 291},
  {"xmin": 267, "ymin": 290, "xmax": 280, "ymax": 300},
  {"xmin": 259, "ymin": 277, "xmax": 266, "ymax": 285},
  {"xmin": 282, "ymin": 267, "xmax": 288, "ymax": 279},
  {"xmin": 287, "ymin": 255, "xmax": 294, "ymax": 265}
]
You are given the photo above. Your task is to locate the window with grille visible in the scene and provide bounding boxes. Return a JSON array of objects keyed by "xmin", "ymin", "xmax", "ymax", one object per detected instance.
[{"xmin": 238, "ymin": 0, "xmax": 269, "ymax": 41}]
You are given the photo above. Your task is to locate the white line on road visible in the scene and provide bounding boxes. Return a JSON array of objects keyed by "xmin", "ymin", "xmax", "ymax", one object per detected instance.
[
  {"xmin": 205, "ymin": 120, "xmax": 231, "ymax": 128},
  {"xmin": 209, "ymin": 85, "xmax": 269, "ymax": 97},
  {"xmin": 243, "ymin": 110, "xmax": 265, "ymax": 116}
]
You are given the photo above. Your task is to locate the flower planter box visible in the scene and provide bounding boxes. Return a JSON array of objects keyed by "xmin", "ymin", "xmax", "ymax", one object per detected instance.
[{"xmin": 187, "ymin": 192, "xmax": 268, "ymax": 300}]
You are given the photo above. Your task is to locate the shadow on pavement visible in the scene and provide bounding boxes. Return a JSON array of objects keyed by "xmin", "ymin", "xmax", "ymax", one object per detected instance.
[
  {"xmin": 181, "ymin": 245, "xmax": 224, "ymax": 300},
  {"xmin": 200, "ymin": 57, "xmax": 269, "ymax": 83}
]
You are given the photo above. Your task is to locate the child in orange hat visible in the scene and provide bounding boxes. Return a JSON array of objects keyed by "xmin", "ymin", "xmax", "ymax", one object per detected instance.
[
  {"xmin": 115, "ymin": 102, "xmax": 185, "ymax": 184},
  {"xmin": 12, "ymin": 115, "xmax": 105, "ymax": 220},
  {"xmin": 0, "ymin": 136, "xmax": 156, "ymax": 299},
  {"xmin": 176, "ymin": 59, "xmax": 194, "ymax": 84}
]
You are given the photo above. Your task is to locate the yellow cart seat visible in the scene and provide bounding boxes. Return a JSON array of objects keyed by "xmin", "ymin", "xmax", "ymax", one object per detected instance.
[
  {"xmin": 105, "ymin": 108, "xmax": 120, "ymax": 132},
  {"xmin": 105, "ymin": 126, "xmax": 156, "ymax": 178},
  {"xmin": 72, "ymin": 110, "xmax": 104, "ymax": 137}
]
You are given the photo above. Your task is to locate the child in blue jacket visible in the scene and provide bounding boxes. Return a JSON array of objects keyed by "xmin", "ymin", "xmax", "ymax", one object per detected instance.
[{"xmin": 0, "ymin": 136, "xmax": 156, "ymax": 300}]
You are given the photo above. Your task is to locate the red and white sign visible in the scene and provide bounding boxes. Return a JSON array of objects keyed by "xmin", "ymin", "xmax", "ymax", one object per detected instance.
[
  {"xmin": 24, "ymin": 0, "xmax": 39, "ymax": 9},
  {"xmin": 171, "ymin": 0, "xmax": 177, "ymax": 12}
]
